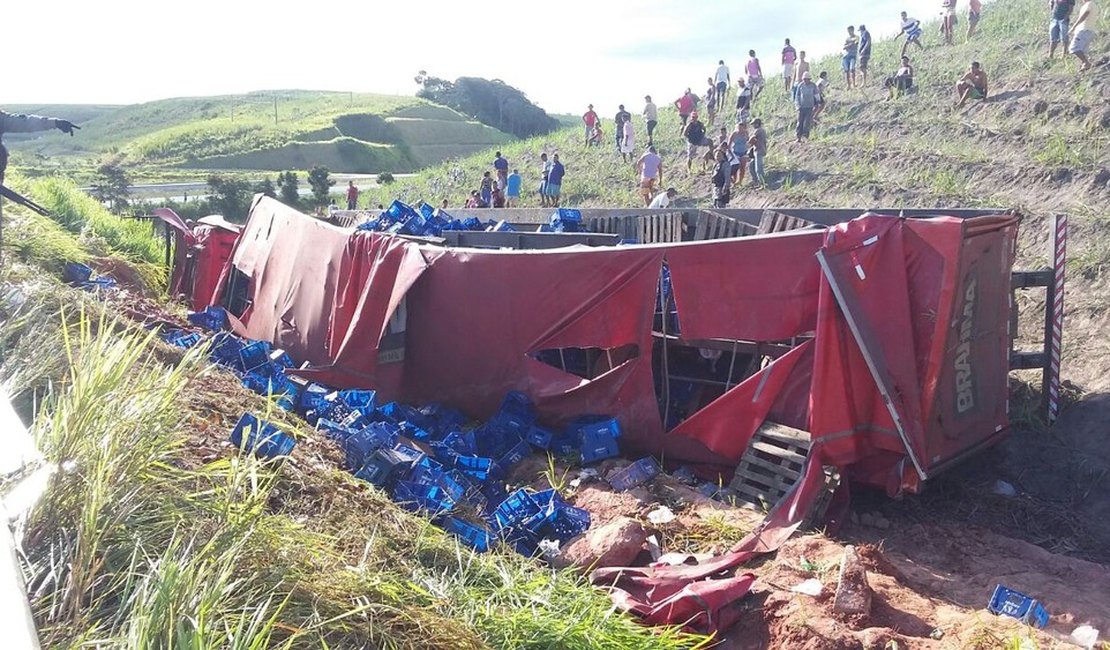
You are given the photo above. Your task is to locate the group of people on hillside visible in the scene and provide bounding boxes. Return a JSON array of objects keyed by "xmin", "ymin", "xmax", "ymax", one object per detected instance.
[
  {"xmin": 457, "ymin": 151, "xmax": 524, "ymax": 208},
  {"xmin": 1050, "ymin": 0, "xmax": 1098, "ymax": 71}
]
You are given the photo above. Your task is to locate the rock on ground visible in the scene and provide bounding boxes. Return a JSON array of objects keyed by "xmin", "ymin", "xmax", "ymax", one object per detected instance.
[
  {"xmin": 558, "ymin": 516, "xmax": 647, "ymax": 569},
  {"xmin": 834, "ymin": 545, "xmax": 873, "ymax": 617}
]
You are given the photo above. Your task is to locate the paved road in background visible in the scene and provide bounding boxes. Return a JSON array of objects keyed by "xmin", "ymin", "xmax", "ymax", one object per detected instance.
[{"xmin": 81, "ymin": 173, "xmax": 415, "ymax": 203}]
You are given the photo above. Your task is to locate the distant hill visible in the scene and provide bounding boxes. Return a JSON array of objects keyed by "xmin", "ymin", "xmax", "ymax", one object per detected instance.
[{"xmin": 5, "ymin": 90, "xmax": 513, "ymax": 174}]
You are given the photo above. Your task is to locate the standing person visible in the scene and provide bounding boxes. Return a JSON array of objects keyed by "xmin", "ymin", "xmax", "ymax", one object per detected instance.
[
  {"xmin": 714, "ymin": 59, "xmax": 731, "ymax": 113},
  {"xmin": 505, "ymin": 168, "xmax": 522, "ymax": 207},
  {"xmin": 345, "ymin": 180, "xmax": 360, "ymax": 210},
  {"xmin": 538, "ymin": 152, "xmax": 551, "ymax": 207},
  {"xmin": 814, "ymin": 72, "xmax": 830, "ymax": 122},
  {"xmin": 728, "ymin": 121, "xmax": 749, "ymax": 184},
  {"xmin": 736, "ymin": 78, "xmax": 753, "ymax": 124},
  {"xmin": 636, "ymin": 145, "xmax": 663, "ymax": 206},
  {"xmin": 795, "ymin": 72, "xmax": 818, "ymax": 142},
  {"xmin": 704, "ymin": 77, "xmax": 718, "ymax": 125},
  {"xmin": 1069, "ymin": 0, "xmax": 1096, "ymax": 70},
  {"xmin": 1050, "ymin": 0, "xmax": 1076, "ymax": 58},
  {"xmin": 968, "ymin": 0, "xmax": 983, "ymax": 38},
  {"xmin": 842, "ymin": 26, "xmax": 860, "ymax": 89},
  {"xmin": 897, "ymin": 11, "xmax": 925, "ymax": 57},
  {"xmin": 0, "ymin": 110, "xmax": 79, "ymax": 186},
  {"xmin": 546, "ymin": 154, "xmax": 565, "ymax": 207},
  {"xmin": 942, "ymin": 0, "xmax": 958, "ymax": 45},
  {"xmin": 582, "ymin": 104, "xmax": 599, "ymax": 145},
  {"xmin": 782, "ymin": 39, "xmax": 798, "ymax": 93},
  {"xmin": 746, "ymin": 51, "xmax": 765, "ymax": 100},
  {"xmin": 643, "ymin": 95, "xmax": 658, "ymax": 144},
  {"xmin": 479, "ymin": 171, "xmax": 493, "ymax": 207},
  {"xmin": 747, "ymin": 118, "xmax": 768, "ymax": 187},
  {"xmin": 712, "ymin": 149, "xmax": 732, "ymax": 208},
  {"xmin": 620, "ymin": 118, "xmax": 636, "ymax": 163},
  {"xmin": 493, "ymin": 151, "xmax": 509, "ymax": 191},
  {"xmin": 675, "ymin": 90, "xmax": 696, "ymax": 132},
  {"xmin": 955, "ymin": 61, "xmax": 989, "ymax": 107},
  {"xmin": 683, "ymin": 113, "xmax": 710, "ymax": 172},
  {"xmin": 614, "ymin": 104, "xmax": 631, "ymax": 152},
  {"xmin": 858, "ymin": 25, "xmax": 873, "ymax": 84},
  {"xmin": 792, "ymin": 51, "xmax": 811, "ymax": 99}
]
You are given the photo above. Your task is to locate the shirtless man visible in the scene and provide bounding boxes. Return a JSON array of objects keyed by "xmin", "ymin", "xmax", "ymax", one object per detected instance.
[
  {"xmin": 792, "ymin": 51, "xmax": 811, "ymax": 99},
  {"xmin": 955, "ymin": 61, "xmax": 989, "ymax": 107}
]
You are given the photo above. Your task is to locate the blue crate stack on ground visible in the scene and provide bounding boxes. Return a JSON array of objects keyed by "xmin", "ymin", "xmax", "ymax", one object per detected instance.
[{"xmin": 229, "ymin": 413, "xmax": 296, "ymax": 459}]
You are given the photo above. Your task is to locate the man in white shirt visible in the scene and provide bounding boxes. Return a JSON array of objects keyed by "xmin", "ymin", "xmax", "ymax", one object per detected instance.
[
  {"xmin": 1069, "ymin": 0, "xmax": 1097, "ymax": 70},
  {"xmin": 714, "ymin": 60, "xmax": 731, "ymax": 113},
  {"xmin": 649, "ymin": 187, "xmax": 677, "ymax": 209}
]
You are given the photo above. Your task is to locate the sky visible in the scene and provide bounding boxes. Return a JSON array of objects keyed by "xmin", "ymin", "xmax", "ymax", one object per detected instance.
[{"xmin": 8, "ymin": 0, "xmax": 947, "ymax": 116}]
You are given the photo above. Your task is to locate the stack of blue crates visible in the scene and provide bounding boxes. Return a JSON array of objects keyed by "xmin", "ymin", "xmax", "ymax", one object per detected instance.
[{"xmin": 355, "ymin": 200, "xmax": 497, "ymax": 237}]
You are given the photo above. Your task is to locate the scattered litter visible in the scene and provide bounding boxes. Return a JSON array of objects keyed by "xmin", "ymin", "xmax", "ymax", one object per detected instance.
[
  {"xmin": 992, "ymin": 479, "xmax": 1018, "ymax": 498},
  {"xmin": 647, "ymin": 505, "xmax": 676, "ymax": 525},
  {"xmin": 790, "ymin": 578, "xmax": 824, "ymax": 596},
  {"xmin": 929, "ymin": 628, "xmax": 945, "ymax": 640},
  {"xmin": 538, "ymin": 538, "xmax": 562, "ymax": 560},
  {"xmin": 1071, "ymin": 625, "xmax": 1100, "ymax": 649},
  {"xmin": 987, "ymin": 584, "xmax": 1049, "ymax": 629},
  {"xmin": 606, "ymin": 457, "xmax": 660, "ymax": 491},
  {"xmin": 569, "ymin": 468, "xmax": 600, "ymax": 490},
  {"xmin": 671, "ymin": 466, "xmax": 697, "ymax": 486},
  {"xmin": 645, "ymin": 534, "xmax": 662, "ymax": 561}
]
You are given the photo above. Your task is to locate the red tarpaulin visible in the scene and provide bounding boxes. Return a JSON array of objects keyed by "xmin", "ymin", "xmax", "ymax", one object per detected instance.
[{"xmin": 202, "ymin": 198, "xmax": 1019, "ymax": 632}]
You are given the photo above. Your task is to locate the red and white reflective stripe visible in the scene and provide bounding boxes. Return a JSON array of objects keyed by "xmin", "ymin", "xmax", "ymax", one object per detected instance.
[{"xmin": 1048, "ymin": 214, "xmax": 1067, "ymax": 424}]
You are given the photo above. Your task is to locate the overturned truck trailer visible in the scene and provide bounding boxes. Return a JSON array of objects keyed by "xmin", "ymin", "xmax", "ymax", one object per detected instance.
[
  {"xmin": 201, "ymin": 197, "xmax": 1021, "ymax": 494},
  {"xmin": 176, "ymin": 196, "xmax": 1038, "ymax": 626}
]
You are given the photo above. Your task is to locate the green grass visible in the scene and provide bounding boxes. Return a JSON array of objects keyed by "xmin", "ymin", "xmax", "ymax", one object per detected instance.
[
  {"xmin": 0, "ymin": 272, "xmax": 706, "ymax": 648},
  {"xmin": 7, "ymin": 90, "xmax": 514, "ymax": 176}
]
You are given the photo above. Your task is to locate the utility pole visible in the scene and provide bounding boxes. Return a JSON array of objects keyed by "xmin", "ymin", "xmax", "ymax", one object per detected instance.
[{"xmin": 273, "ymin": 96, "xmax": 278, "ymax": 125}]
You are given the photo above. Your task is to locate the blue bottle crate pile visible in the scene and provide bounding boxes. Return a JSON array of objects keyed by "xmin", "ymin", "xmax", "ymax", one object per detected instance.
[
  {"xmin": 155, "ymin": 304, "xmax": 629, "ymax": 557},
  {"xmin": 353, "ymin": 200, "xmax": 590, "ymax": 238}
]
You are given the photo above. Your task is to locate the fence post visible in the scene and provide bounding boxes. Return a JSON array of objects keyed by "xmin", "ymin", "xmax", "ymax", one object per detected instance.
[{"xmin": 1044, "ymin": 214, "xmax": 1067, "ymax": 424}]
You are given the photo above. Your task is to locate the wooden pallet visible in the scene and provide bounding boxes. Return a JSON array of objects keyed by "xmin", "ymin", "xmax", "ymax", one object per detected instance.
[
  {"xmin": 729, "ymin": 421, "xmax": 842, "ymax": 526},
  {"xmin": 756, "ymin": 210, "xmax": 812, "ymax": 235},
  {"xmin": 692, "ymin": 210, "xmax": 759, "ymax": 241},
  {"xmin": 587, "ymin": 212, "xmax": 684, "ymax": 244},
  {"xmin": 730, "ymin": 422, "xmax": 812, "ymax": 511}
]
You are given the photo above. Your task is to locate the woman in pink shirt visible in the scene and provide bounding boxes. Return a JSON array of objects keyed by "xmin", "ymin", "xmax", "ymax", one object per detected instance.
[{"xmin": 745, "ymin": 50, "xmax": 764, "ymax": 100}]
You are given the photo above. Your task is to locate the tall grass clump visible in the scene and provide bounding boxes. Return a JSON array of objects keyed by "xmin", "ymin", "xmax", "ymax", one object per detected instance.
[
  {"xmin": 2, "ymin": 295, "xmax": 705, "ymax": 649},
  {"xmin": 29, "ymin": 176, "xmax": 164, "ymax": 265}
]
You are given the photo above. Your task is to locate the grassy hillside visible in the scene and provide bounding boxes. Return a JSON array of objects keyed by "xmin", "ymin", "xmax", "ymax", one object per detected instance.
[{"xmin": 7, "ymin": 90, "xmax": 512, "ymax": 176}]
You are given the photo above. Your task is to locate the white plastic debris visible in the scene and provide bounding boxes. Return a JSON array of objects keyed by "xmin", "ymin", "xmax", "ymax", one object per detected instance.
[
  {"xmin": 992, "ymin": 480, "xmax": 1018, "ymax": 498},
  {"xmin": 645, "ymin": 535, "xmax": 662, "ymax": 561},
  {"xmin": 790, "ymin": 578, "xmax": 823, "ymax": 596},
  {"xmin": 538, "ymin": 538, "xmax": 562, "ymax": 560},
  {"xmin": 646, "ymin": 506, "xmax": 676, "ymax": 525},
  {"xmin": 569, "ymin": 468, "xmax": 600, "ymax": 490},
  {"xmin": 1071, "ymin": 625, "xmax": 1100, "ymax": 649}
]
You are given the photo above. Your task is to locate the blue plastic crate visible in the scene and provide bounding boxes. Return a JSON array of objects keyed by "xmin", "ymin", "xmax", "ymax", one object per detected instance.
[
  {"xmin": 187, "ymin": 306, "xmax": 228, "ymax": 332},
  {"xmin": 393, "ymin": 480, "xmax": 455, "ymax": 514},
  {"xmin": 492, "ymin": 489, "xmax": 542, "ymax": 530},
  {"xmin": 541, "ymin": 505, "xmax": 591, "ymax": 542},
  {"xmin": 355, "ymin": 448, "xmax": 414, "ymax": 489},
  {"xmin": 442, "ymin": 430, "xmax": 478, "ymax": 457},
  {"xmin": 419, "ymin": 202, "xmax": 436, "ymax": 219},
  {"xmin": 486, "ymin": 220, "xmax": 514, "ymax": 232},
  {"xmin": 552, "ymin": 435, "xmax": 579, "ymax": 456},
  {"xmin": 268, "ymin": 349, "xmax": 294, "ymax": 370},
  {"xmin": 987, "ymin": 585, "xmax": 1049, "ymax": 629},
  {"xmin": 497, "ymin": 439, "xmax": 532, "ymax": 470},
  {"xmin": 239, "ymin": 341, "xmax": 273, "ymax": 372},
  {"xmin": 209, "ymin": 332, "xmax": 246, "ymax": 370},
  {"xmin": 229, "ymin": 413, "xmax": 295, "ymax": 459},
  {"xmin": 343, "ymin": 422, "xmax": 399, "ymax": 468},
  {"xmin": 580, "ymin": 432, "xmax": 620, "ymax": 464},
  {"xmin": 553, "ymin": 208, "xmax": 582, "ymax": 223},
  {"xmin": 607, "ymin": 457, "xmax": 661, "ymax": 492},
  {"xmin": 337, "ymin": 389, "xmax": 377, "ymax": 417},
  {"xmin": 525, "ymin": 425, "xmax": 554, "ymax": 450},
  {"xmin": 575, "ymin": 417, "xmax": 622, "ymax": 440},
  {"xmin": 166, "ymin": 331, "xmax": 202, "ymax": 349},
  {"xmin": 63, "ymin": 262, "xmax": 94, "ymax": 284},
  {"xmin": 451, "ymin": 454, "xmax": 498, "ymax": 482},
  {"xmin": 386, "ymin": 200, "xmax": 417, "ymax": 221},
  {"xmin": 441, "ymin": 516, "xmax": 492, "ymax": 552}
]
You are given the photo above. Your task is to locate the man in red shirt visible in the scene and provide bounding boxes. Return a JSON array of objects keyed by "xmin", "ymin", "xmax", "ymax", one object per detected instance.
[
  {"xmin": 582, "ymin": 104, "xmax": 599, "ymax": 145},
  {"xmin": 346, "ymin": 180, "xmax": 360, "ymax": 210},
  {"xmin": 674, "ymin": 90, "xmax": 696, "ymax": 133}
]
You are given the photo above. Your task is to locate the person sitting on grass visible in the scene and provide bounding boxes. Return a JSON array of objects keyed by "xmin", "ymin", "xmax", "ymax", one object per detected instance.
[
  {"xmin": 955, "ymin": 61, "xmax": 989, "ymax": 108},
  {"xmin": 588, "ymin": 120, "xmax": 603, "ymax": 147},
  {"xmin": 885, "ymin": 56, "xmax": 915, "ymax": 99}
]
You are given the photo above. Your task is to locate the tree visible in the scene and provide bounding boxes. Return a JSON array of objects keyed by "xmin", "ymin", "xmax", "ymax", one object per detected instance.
[
  {"xmin": 277, "ymin": 171, "xmax": 299, "ymax": 206},
  {"xmin": 206, "ymin": 174, "xmax": 252, "ymax": 221},
  {"xmin": 255, "ymin": 177, "xmax": 277, "ymax": 199},
  {"xmin": 415, "ymin": 73, "xmax": 558, "ymax": 138},
  {"xmin": 377, "ymin": 172, "xmax": 395, "ymax": 185},
  {"xmin": 90, "ymin": 161, "xmax": 132, "ymax": 213},
  {"xmin": 307, "ymin": 165, "xmax": 334, "ymax": 206}
]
